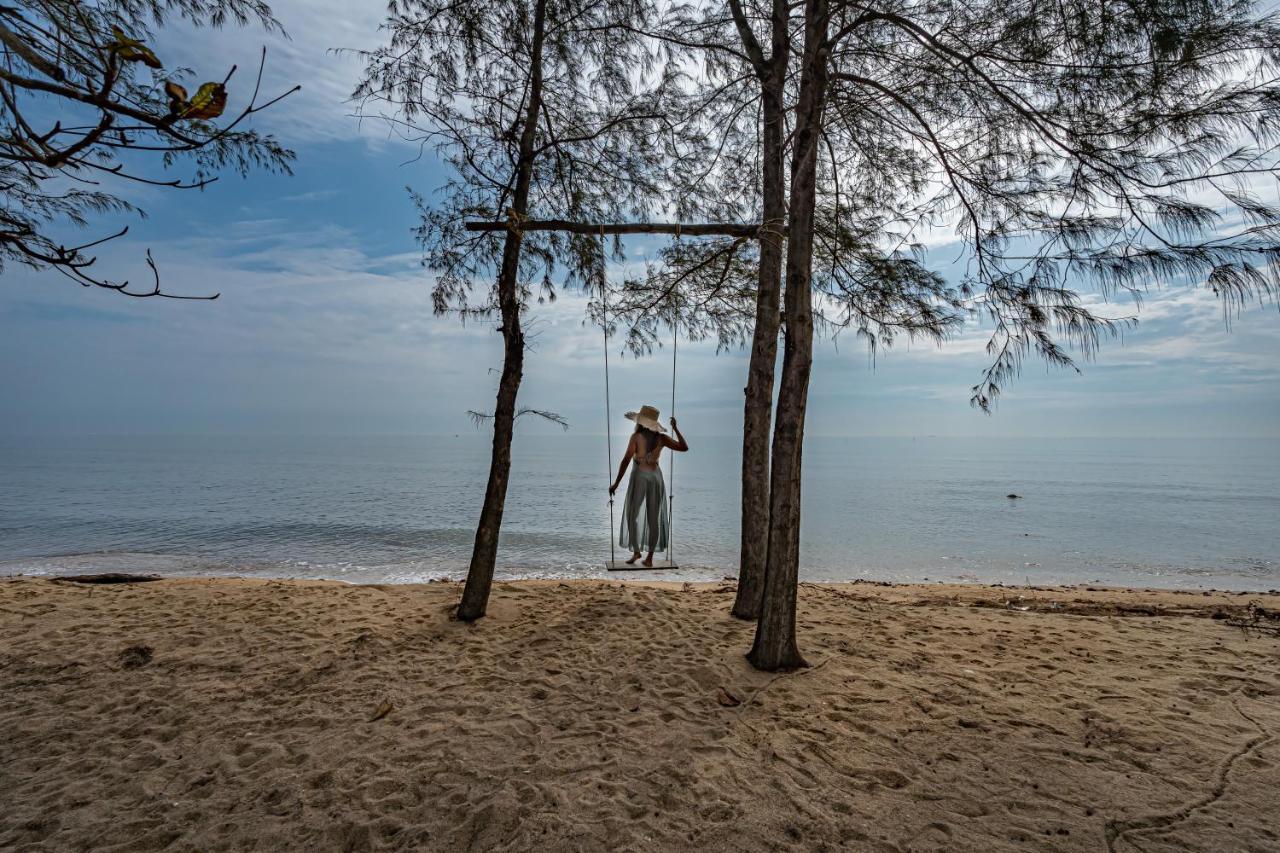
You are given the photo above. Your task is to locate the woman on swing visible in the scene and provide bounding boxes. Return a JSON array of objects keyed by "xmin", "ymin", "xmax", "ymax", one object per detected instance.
[{"xmin": 608, "ymin": 404, "xmax": 689, "ymax": 567}]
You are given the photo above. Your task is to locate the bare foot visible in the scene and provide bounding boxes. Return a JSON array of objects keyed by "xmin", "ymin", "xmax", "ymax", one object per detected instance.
[
  {"xmin": 625, "ymin": 552, "xmax": 641, "ymax": 565},
  {"xmin": 642, "ymin": 554, "xmax": 654, "ymax": 567}
]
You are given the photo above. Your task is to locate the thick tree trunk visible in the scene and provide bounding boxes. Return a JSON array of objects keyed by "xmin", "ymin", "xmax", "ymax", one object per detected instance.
[
  {"xmin": 748, "ymin": 0, "xmax": 828, "ymax": 671},
  {"xmin": 732, "ymin": 5, "xmax": 788, "ymax": 621},
  {"xmin": 456, "ymin": 0, "xmax": 547, "ymax": 622}
]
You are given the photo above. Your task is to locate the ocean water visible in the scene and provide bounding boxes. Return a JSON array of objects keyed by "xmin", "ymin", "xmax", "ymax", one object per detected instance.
[{"xmin": 0, "ymin": 434, "xmax": 1276, "ymax": 590}]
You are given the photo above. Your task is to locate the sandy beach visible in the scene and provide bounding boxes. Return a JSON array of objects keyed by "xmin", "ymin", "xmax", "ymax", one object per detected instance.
[{"xmin": 2, "ymin": 576, "xmax": 1278, "ymax": 852}]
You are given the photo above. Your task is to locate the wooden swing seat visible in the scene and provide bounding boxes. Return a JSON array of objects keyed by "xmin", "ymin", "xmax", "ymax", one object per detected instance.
[{"xmin": 606, "ymin": 560, "xmax": 680, "ymax": 571}]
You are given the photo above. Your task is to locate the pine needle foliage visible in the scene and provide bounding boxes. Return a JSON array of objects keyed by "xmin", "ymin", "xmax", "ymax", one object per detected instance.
[
  {"xmin": 603, "ymin": 2, "xmax": 967, "ymax": 362},
  {"xmin": 354, "ymin": 0, "xmax": 680, "ymax": 321},
  {"xmin": 820, "ymin": 0, "xmax": 1280, "ymax": 408}
]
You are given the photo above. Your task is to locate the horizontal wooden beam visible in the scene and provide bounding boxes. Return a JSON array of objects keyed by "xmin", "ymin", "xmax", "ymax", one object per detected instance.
[{"xmin": 463, "ymin": 219, "xmax": 761, "ymax": 238}]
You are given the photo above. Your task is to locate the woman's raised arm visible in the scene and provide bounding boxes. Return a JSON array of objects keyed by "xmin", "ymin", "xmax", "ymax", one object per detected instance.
[{"xmin": 666, "ymin": 418, "xmax": 689, "ymax": 452}]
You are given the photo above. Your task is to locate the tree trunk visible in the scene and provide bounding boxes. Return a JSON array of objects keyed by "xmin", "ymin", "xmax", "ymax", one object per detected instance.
[
  {"xmin": 732, "ymin": 0, "xmax": 789, "ymax": 621},
  {"xmin": 748, "ymin": 0, "xmax": 828, "ymax": 671},
  {"xmin": 456, "ymin": 233, "xmax": 525, "ymax": 621},
  {"xmin": 456, "ymin": 0, "xmax": 547, "ymax": 622}
]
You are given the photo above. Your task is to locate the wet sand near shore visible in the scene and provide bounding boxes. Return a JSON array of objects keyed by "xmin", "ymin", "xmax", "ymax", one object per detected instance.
[{"xmin": 2, "ymin": 576, "xmax": 1278, "ymax": 852}]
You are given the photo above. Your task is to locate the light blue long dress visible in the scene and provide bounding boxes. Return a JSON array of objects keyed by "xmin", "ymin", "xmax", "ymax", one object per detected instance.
[{"xmin": 620, "ymin": 438, "xmax": 669, "ymax": 553}]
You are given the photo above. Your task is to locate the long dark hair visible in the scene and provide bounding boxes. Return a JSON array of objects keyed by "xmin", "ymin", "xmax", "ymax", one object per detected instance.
[{"xmin": 635, "ymin": 424, "xmax": 660, "ymax": 455}]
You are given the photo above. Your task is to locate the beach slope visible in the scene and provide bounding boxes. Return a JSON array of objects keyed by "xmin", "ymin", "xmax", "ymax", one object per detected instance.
[{"xmin": 2, "ymin": 577, "xmax": 1278, "ymax": 852}]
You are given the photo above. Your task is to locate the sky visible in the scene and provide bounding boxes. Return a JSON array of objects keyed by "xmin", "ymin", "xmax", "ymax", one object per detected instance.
[{"xmin": 1, "ymin": 1, "xmax": 1278, "ymax": 439}]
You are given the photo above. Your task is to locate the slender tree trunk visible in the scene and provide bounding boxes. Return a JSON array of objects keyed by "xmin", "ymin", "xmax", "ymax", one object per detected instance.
[
  {"xmin": 457, "ymin": 0, "xmax": 547, "ymax": 622},
  {"xmin": 456, "ymin": 233, "xmax": 525, "ymax": 621},
  {"xmin": 732, "ymin": 0, "xmax": 789, "ymax": 621},
  {"xmin": 748, "ymin": 0, "xmax": 828, "ymax": 671}
]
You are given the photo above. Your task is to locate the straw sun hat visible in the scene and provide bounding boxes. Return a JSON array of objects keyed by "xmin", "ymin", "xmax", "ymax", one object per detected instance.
[{"xmin": 625, "ymin": 404, "xmax": 667, "ymax": 433}]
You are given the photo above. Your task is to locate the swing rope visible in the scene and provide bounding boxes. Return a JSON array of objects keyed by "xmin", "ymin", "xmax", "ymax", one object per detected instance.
[
  {"xmin": 667, "ymin": 313, "xmax": 677, "ymax": 565},
  {"xmin": 667, "ymin": 224, "xmax": 682, "ymax": 565},
  {"xmin": 601, "ymin": 227, "xmax": 616, "ymax": 566}
]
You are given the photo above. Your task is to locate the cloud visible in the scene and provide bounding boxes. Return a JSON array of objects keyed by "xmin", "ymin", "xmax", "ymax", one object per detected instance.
[
  {"xmin": 278, "ymin": 189, "xmax": 344, "ymax": 203},
  {"xmin": 4, "ymin": 199, "xmax": 1277, "ymax": 438}
]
